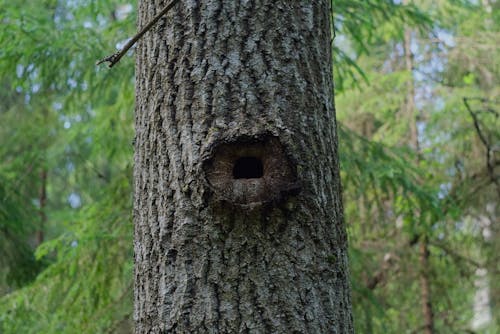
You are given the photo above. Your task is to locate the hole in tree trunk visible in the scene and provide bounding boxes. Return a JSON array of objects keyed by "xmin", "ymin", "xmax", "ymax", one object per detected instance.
[
  {"xmin": 204, "ymin": 135, "xmax": 299, "ymax": 207},
  {"xmin": 233, "ymin": 157, "xmax": 263, "ymax": 179}
]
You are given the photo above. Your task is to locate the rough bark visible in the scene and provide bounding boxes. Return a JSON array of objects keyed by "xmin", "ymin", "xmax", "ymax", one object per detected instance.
[{"xmin": 134, "ymin": 1, "xmax": 353, "ymax": 333}]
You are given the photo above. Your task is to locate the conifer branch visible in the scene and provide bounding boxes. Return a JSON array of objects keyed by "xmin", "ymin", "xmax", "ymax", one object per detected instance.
[{"xmin": 96, "ymin": 0, "xmax": 181, "ymax": 68}]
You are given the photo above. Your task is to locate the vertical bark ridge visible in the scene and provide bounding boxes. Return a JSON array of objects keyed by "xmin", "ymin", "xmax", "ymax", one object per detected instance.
[{"xmin": 135, "ymin": 1, "xmax": 353, "ymax": 333}]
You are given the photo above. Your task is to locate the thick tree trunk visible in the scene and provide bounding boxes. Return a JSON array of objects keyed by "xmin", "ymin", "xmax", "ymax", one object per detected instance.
[{"xmin": 133, "ymin": 1, "xmax": 353, "ymax": 333}]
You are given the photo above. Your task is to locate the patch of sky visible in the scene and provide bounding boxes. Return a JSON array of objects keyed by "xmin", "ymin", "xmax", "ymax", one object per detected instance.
[
  {"xmin": 32, "ymin": 83, "xmax": 41, "ymax": 93},
  {"xmin": 67, "ymin": 78, "xmax": 77, "ymax": 89},
  {"xmin": 16, "ymin": 64, "xmax": 24, "ymax": 78},
  {"xmin": 66, "ymin": 162, "xmax": 75, "ymax": 172},
  {"xmin": 116, "ymin": 38, "xmax": 132, "ymax": 51},
  {"xmin": 97, "ymin": 14, "xmax": 108, "ymax": 28},
  {"xmin": 53, "ymin": 102, "xmax": 63, "ymax": 111},
  {"xmin": 68, "ymin": 192, "xmax": 82, "ymax": 208},
  {"xmin": 115, "ymin": 4, "xmax": 133, "ymax": 21},
  {"xmin": 438, "ymin": 182, "xmax": 451, "ymax": 199}
]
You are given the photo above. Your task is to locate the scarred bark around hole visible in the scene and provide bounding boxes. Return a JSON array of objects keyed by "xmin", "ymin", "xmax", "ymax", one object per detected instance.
[
  {"xmin": 134, "ymin": 1, "xmax": 353, "ymax": 333},
  {"xmin": 204, "ymin": 135, "xmax": 298, "ymax": 207}
]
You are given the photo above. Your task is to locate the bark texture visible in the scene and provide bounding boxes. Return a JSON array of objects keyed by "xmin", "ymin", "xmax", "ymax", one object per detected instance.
[{"xmin": 134, "ymin": 1, "xmax": 353, "ymax": 333}]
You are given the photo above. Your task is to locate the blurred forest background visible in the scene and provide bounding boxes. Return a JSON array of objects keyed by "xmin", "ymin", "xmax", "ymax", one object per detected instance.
[{"xmin": 0, "ymin": 0, "xmax": 498, "ymax": 333}]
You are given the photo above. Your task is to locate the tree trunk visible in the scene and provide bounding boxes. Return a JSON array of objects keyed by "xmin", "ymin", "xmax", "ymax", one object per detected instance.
[
  {"xmin": 133, "ymin": 1, "xmax": 353, "ymax": 333},
  {"xmin": 403, "ymin": 18, "xmax": 434, "ymax": 334},
  {"xmin": 36, "ymin": 167, "xmax": 47, "ymax": 246}
]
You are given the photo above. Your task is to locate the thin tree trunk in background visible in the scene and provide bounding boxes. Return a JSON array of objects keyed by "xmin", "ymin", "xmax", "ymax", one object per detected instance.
[
  {"xmin": 36, "ymin": 104, "xmax": 50, "ymax": 247},
  {"xmin": 471, "ymin": 212, "xmax": 493, "ymax": 330},
  {"xmin": 133, "ymin": 1, "xmax": 353, "ymax": 332},
  {"xmin": 403, "ymin": 15, "xmax": 434, "ymax": 334},
  {"xmin": 404, "ymin": 28, "xmax": 419, "ymax": 153},
  {"xmin": 36, "ymin": 167, "xmax": 47, "ymax": 246},
  {"xmin": 418, "ymin": 238, "xmax": 434, "ymax": 334}
]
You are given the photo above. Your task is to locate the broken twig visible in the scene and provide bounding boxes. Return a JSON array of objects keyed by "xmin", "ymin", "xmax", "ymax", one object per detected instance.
[{"xmin": 96, "ymin": 0, "xmax": 181, "ymax": 68}]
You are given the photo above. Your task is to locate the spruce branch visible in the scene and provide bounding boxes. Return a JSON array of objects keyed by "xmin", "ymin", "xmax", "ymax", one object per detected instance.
[{"xmin": 96, "ymin": 0, "xmax": 181, "ymax": 68}]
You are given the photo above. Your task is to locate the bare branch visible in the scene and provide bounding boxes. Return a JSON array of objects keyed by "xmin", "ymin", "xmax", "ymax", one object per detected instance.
[
  {"xmin": 96, "ymin": 0, "xmax": 181, "ymax": 68},
  {"xmin": 463, "ymin": 97, "xmax": 499, "ymax": 195}
]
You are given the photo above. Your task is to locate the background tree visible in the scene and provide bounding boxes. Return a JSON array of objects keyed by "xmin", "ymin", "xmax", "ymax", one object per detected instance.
[
  {"xmin": 0, "ymin": 1, "xmax": 136, "ymax": 331},
  {"xmin": 337, "ymin": 0, "xmax": 498, "ymax": 332}
]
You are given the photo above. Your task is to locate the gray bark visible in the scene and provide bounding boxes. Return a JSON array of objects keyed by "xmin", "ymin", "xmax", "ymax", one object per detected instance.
[{"xmin": 134, "ymin": 1, "xmax": 353, "ymax": 333}]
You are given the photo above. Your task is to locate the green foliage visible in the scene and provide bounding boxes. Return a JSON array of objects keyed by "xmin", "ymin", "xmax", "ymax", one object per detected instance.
[
  {"xmin": 332, "ymin": 0, "xmax": 431, "ymax": 91},
  {"xmin": 339, "ymin": 123, "xmax": 478, "ymax": 333},
  {"xmin": 0, "ymin": 83, "xmax": 46, "ymax": 287},
  {"xmin": 0, "ymin": 175, "xmax": 42, "ymax": 287},
  {"xmin": 337, "ymin": 0, "xmax": 499, "ymax": 332},
  {"xmin": 0, "ymin": 0, "xmax": 135, "ymax": 332},
  {"xmin": 1, "ymin": 175, "xmax": 133, "ymax": 333}
]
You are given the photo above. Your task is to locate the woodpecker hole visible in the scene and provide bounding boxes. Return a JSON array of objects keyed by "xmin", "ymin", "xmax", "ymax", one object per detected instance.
[
  {"xmin": 233, "ymin": 157, "xmax": 263, "ymax": 179},
  {"xmin": 204, "ymin": 136, "xmax": 298, "ymax": 207}
]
